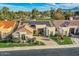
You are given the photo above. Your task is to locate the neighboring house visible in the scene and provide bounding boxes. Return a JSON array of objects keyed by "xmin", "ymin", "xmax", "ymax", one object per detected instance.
[
  {"xmin": 0, "ymin": 20, "xmax": 16, "ymax": 39},
  {"xmin": 28, "ymin": 20, "xmax": 55, "ymax": 36},
  {"xmin": 12, "ymin": 23, "xmax": 34, "ymax": 40},
  {"xmin": 53, "ymin": 20, "xmax": 79, "ymax": 36},
  {"xmin": 1, "ymin": 19, "xmax": 79, "ymax": 40},
  {"xmin": 71, "ymin": 16, "xmax": 79, "ymax": 20}
]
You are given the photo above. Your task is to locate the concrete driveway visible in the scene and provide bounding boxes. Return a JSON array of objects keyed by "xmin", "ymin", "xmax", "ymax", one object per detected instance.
[
  {"xmin": 71, "ymin": 37, "xmax": 79, "ymax": 44},
  {"xmin": 35, "ymin": 36, "xmax": 58, "ymax": 46}
]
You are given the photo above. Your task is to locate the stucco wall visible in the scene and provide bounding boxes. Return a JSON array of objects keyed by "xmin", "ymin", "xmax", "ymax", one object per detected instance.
[
  {"xmin": 36, "ymin": 25, "xmax": 46, "ymax": 29},
  {"xmin": 45, "ymin": 27, "xmax": 55, "ymax": 36},
  {"xmin": 59, "ymin": 27, "xmax": 69, "ymax": 36},
  {"xmin": 59, "ymin": 26, "xmax": 79, "ymax": 36}
]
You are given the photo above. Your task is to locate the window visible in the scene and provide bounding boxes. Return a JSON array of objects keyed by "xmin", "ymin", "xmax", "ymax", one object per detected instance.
[{"xmin": 21, "ymin": 34, "xmax": 26, "ymax": 40}]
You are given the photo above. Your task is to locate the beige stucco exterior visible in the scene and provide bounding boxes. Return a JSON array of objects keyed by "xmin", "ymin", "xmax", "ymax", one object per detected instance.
[
  {"xmin": 59, "ymin": 26, "xmax": 79, "ymax": 36},
  {"xmin": 34, "ymin": 24, "xmax": 56, "ymax": 36},
  {"xmin": 19, "ymin": 32, "xmax": 33, "ymax": 38},
  {"xmin": 35, "ymin": 25, "xmax": 46, "ymax": 30},
  {"xmin": 45, "ymin": 27, "xmax": 55, "ymax": 36},
  {"xmin": 59, "ymin": 27, "xmax": 69, "ymax": 36}
]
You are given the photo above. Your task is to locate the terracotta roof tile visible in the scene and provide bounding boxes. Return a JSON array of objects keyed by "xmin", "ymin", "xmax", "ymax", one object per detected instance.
[{"xmin": 0, "ymin": 20, "xmax": 16, "ymax": 29}]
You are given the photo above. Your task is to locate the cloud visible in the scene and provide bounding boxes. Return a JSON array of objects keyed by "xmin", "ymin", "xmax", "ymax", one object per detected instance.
[
  {"xmin": 0, "ymin": 3, "xmax": 29, "ymax": 11},
  {"xmin": 0, "ymin": 3, "xmax": 79, "ymax": 11}
]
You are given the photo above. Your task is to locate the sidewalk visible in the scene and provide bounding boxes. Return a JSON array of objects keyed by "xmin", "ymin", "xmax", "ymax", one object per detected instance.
[
  {"xmin": 0, "ymin": 44, "xmax": 79, "ymax": 51},
  {"xmin": 0, "ymin": 37, "xmax": 79, "ymax": 51}
]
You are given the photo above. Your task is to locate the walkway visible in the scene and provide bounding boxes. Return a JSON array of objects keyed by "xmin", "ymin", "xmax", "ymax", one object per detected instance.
[
  {"xmin": 71, "ymin": 38, "xmax": 79, "ymax": 45},
  {"xmin": 36, "ymin": 36, "xmax": 58, "ymax": 46}
]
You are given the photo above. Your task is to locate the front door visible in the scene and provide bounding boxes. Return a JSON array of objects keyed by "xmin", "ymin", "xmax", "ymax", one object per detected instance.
[{"xmin": 69, "ymin": 28, "xmax": 75, "ymax": 36}]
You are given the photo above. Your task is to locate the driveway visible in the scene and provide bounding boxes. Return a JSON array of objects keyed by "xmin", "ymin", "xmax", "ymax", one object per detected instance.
[
  {"xmin": 71, "ymin": 37, "xmax": 79, "ymax": 44},
  {"xmin": 35, "ymin": 36, "xmax": 58, "ymax": 46}
]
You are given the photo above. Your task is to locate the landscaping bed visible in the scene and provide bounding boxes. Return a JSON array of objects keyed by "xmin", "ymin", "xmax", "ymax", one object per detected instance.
[
  {"xmin": 0, "ymin": 39, "xmax": 45, "ymax": 48},
  {"xmin": 50, "ymin": 35, "xmax": 73, "ymax": 45}
]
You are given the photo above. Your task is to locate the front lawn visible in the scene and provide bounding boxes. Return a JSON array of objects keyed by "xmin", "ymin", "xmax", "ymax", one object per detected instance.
[
  {"xmin": 0, "ymin": 41, "xmax": 45, "ymax": 48},
  {"xmin": 50, "ymin": 35, "xmax": 73, "ymax": 45},
  {"xmin": 0, "ymin": 39, "xmax": 45, "ymax": 48}
]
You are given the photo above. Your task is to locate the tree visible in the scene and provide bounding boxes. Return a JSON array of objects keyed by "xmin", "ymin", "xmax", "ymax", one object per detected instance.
[
  {"xmin": 50, "ymin": 8, "xmax": 55, "ymax": 19},
  {"xmin": 0, "ymin": 7, "xmax": 10, "ymax": 20},
  {"xmin": 1, "ymin": 7, "xmax": 9, "ymax": 12},
  {"xmin": 64, "ymin": 10, "xmax": 74, "ymax": 20},
  {"xmin": 31, "ymin": 8, "xmax": 39, "ymax": 19},
  {"xmin": 52, "ymin": 8, "xmax": 65, "ymax": 20}
]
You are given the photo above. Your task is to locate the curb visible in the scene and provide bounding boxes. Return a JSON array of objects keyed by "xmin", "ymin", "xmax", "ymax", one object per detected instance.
[{"xmin": 0, "ymin": 44, "xmax": 79, "ymax": 51}]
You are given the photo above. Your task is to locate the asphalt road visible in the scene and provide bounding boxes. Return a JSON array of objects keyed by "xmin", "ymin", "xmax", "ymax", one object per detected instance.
[{"xmin": 0, "ymin": 47, "xmax": 79, "ymax": 56}]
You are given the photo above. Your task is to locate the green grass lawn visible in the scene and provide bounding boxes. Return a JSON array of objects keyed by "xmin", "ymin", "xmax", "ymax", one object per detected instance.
[
  {"xmin": 0, "ymin": 41, "xmax": 45, "ymax": 48},
  {"xmin": 0, "ymin": 43, "xmax": 27, "ymax": 48},
  {"xmin": 50, "ymin": 36, "xmax": 73, "ymax": 45}
]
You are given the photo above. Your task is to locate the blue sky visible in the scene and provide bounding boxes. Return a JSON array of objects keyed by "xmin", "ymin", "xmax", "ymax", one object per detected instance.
[{"xmin": 0, "ymin": 3, "xmax": 79, "ymax": 11}]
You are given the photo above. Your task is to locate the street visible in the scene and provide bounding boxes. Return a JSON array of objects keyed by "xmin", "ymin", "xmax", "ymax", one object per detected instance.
[{"xmin": 0, "ymin": 47, "xmax": 79, "ymax": 56}]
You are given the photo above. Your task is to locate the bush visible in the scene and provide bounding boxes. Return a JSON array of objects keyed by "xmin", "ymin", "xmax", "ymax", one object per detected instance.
[
  {"xmin": 0, "ymin": 39, "xmax": 13, "ymax": 43},
  {"xmin": 34, "ymin": 41, "xmax": 45, "ymax": 45},
  {"xmin": 12, "ymin": 39, "xmax": 20, "ymax": 43},
  {"xmin": 0, "ymin": 38, "xmax": 21, "ymax": 43},
  {"xmin": 27, "ymin": 38, "xmax": 45, "ymax": 46}
]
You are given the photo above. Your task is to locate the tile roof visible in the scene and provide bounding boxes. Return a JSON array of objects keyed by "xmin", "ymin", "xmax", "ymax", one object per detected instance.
[
  {"xmin": 0, "ymin": 20, "xmax": 16, "ymax": 29},
  {"xmin": 52, "ymin": 20, "xmax": 79, "ymax": 27},
  {"xmin": 18, "ymin": 28, "xmax": 33, "ymax": 34},
  {"xmin": 68, "ymin": 20, "xmax": 79, "ymax": 26},
  {"xmin": 52, "ymin": 20, "xmax": 68, "ymax": 27},
  {"xmin": 16, "ymin": 25, "xmax": 34, "ymax": 34}
]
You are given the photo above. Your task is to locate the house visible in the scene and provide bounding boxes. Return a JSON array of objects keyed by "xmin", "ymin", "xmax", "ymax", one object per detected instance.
[
  {"xmin": 28, "ymin": 20, "xmax": 55, "ymax": 36},
  {"xmin": 1, "ymin": 19, "xmax": 79, "ymax": 41},
  {"xmin": 52, "ymin": 20, "xmax": 79, "ymax": 36},
  {"xmin": 0, "ymin": 20, "xmax": 16, "ymax": 39},
  {"xmin": 71, "ymin": 16, "xmax": 79, "ymax": 20},
  {"xmin": 12, "ymin": 22, "xmax": 34, "ymax": 40}
]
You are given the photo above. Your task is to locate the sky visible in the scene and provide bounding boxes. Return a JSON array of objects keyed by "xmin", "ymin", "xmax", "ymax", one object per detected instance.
[{"xmin": 0, "ymin": 3, "xmax": 79, "ymax": 12}]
